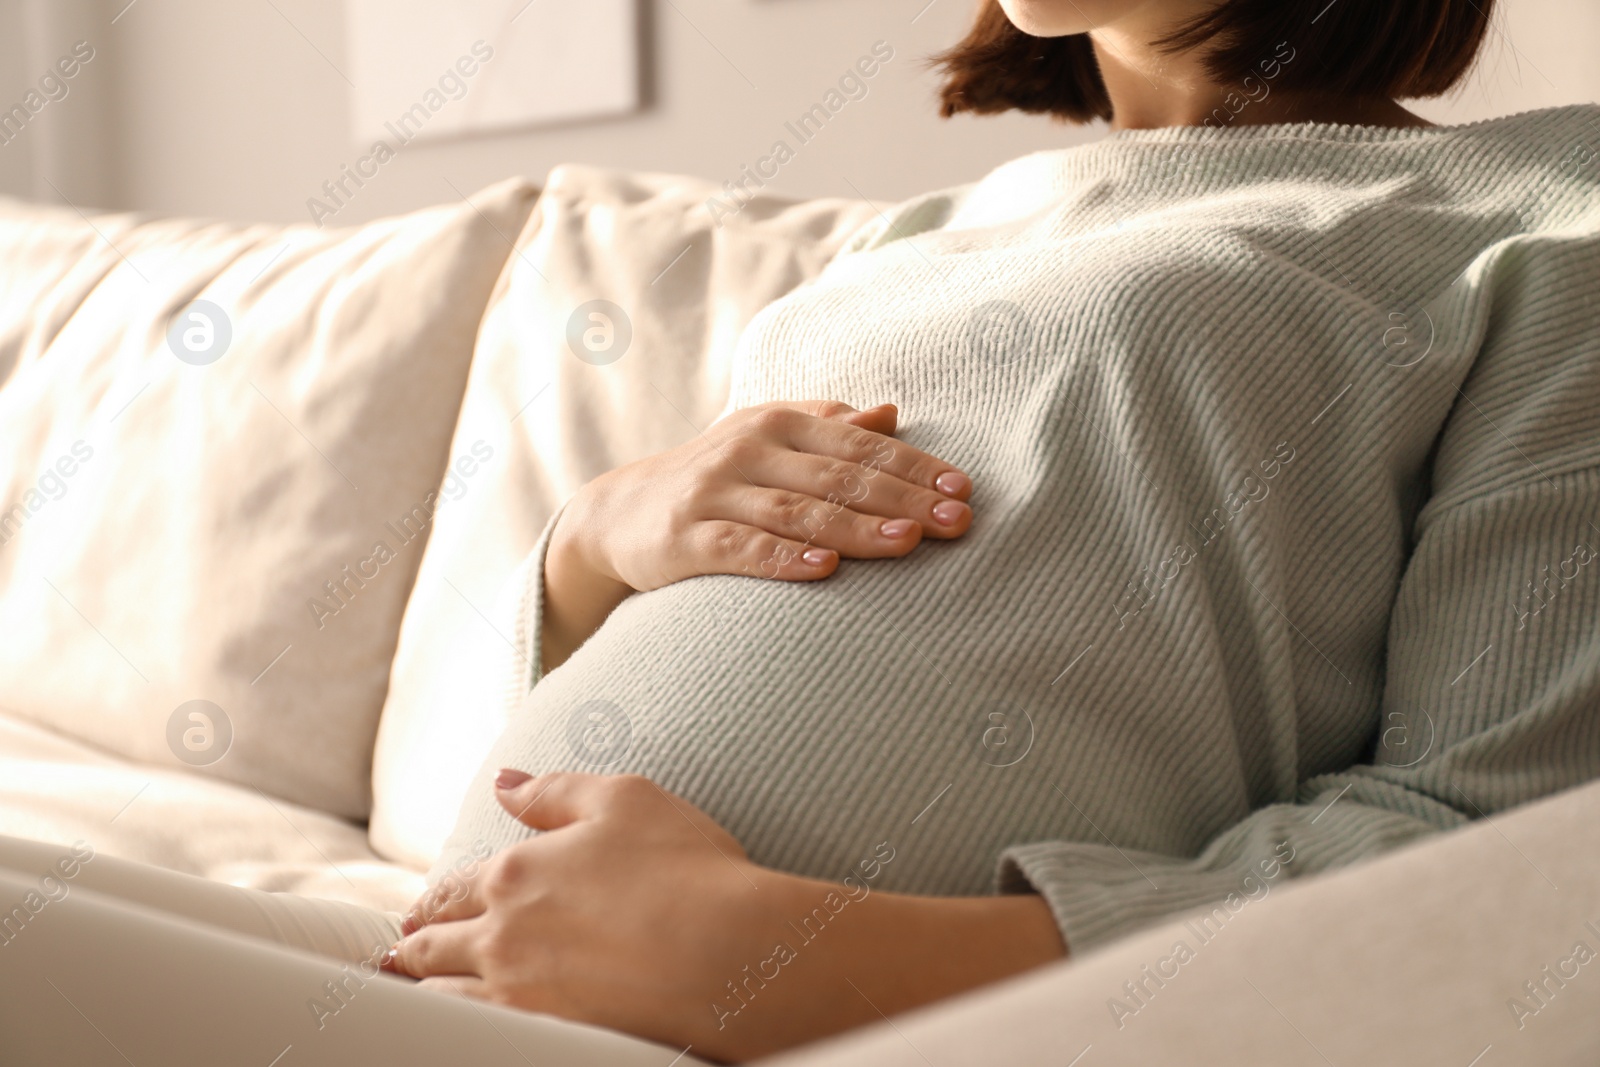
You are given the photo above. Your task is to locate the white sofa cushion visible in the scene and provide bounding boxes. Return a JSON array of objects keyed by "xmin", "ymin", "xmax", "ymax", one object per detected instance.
[
  {"xmin": 0, "ymin": 180, "xmax": 537, "ymax": 819},
  {"xmin": 368, "ymin": 165, "xmax": 883, "ymax": 868}
]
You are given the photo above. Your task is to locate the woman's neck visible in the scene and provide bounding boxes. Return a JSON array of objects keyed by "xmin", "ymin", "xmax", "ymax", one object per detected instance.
[{"xmin": 1089, "ymin": 24, "xmax": 1433, "ymax": 131}]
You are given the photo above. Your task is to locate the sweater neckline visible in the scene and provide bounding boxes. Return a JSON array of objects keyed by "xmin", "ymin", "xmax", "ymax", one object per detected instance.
[
  {"xmin": 935, "ymin": 104, "xmax": 1597, "ymax": 237},
  {"xmin": 1096, "ymin": 103, "xmax": 1598, "ymax": 147}
]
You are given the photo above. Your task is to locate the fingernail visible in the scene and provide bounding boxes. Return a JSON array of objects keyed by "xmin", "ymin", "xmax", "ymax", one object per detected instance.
[
  {"xmin": 935, "ymin": 471, "xmax": 969, "ymax": 497},
  {"xmin": 399, "ymin": 912, "xmax": 419, "ymax": 936},
  {"xmin": 932, "ymin": 501, "xmax": 967, "ymax": 527},
  {"xmin": 803, "ymin": 548, "xmax": 833, "ymax": 566},
  {"xmin": 495, "ymin": 768, "xmax": 533, "ymax": 790},
  {"xmin": 380, "ymin": 947, "xmax": 400, "ymax": 973},
  {"xmin": 881, "ymin": 519, "xmax": 917, "ymax": 539}
]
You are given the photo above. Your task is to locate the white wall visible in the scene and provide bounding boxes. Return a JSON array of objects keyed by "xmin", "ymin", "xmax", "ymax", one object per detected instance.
[
  {"xmin": 1410, "ymin": 0, "xmax": 1600, "ymax": 125},
  {"xmin": 1, "ymin": 0, "xmax": 1597, "ymax": 224},
  {"xmin": 0, "ymin": 0, "xmax": 116, "ymax": 208}
]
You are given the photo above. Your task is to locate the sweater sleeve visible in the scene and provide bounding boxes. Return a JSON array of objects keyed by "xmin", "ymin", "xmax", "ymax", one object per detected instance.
[
  {"xmin": 1000, "ymin": 216, "xmax": 1600, "ymax": 954},
  {"xmin": 501, "ymin": 505, "xmax": 567, "ymax": 704}
]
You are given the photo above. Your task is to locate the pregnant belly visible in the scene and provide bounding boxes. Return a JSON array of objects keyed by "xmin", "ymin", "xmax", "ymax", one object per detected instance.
[{"xmin": 487, "ymin": 547, "xmax": 1189, "ymax": 897}]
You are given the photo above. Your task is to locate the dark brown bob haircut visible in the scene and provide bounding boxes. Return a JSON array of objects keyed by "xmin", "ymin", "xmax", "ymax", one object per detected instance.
[{"xmin": 934, "ymin": 0, "xmax": 1496, "ymax": 123}]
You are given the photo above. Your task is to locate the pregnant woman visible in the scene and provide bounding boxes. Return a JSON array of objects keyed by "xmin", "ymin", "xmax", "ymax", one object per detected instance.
[
  {"xmin": 5, "ymin": 0, "xmax": 1599, "ymax": 1063},
  {"xmin": 398, "ymin": 0, "xmax": 1600, "ymax": 1055}
]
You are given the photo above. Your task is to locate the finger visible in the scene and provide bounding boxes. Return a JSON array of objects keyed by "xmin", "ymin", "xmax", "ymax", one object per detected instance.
[
  {"xmin": 745, "ymin": 452, "xmax": 972, "ymax": 541},
  {"xmin": 761, "ymin": 399, "xmax": 862, "ymax": 419},
  {"xmin": 761, "ymin": 399, "xmax": 899, "ymax": 437},
  {"xmin": 386, "ymin": 919, "xmax": 483, "ymax": 979},
  {"xmin": 833, "ymin": 403, "xmax": 898, "ymax": 435},
  {"xmin": 402, "ymin": 866, "xmax": 489, "ymax": 933},
  {"xmin": 718, "ymin": 486, "xmax": 930, "ymax": 558},
  {"xmin": 686, "ymin": 518, "xmax": 847, "ymax": 582},
  {"xmin": 416, "ymin": 975, "xmax": 492, "ymax": 1002},
  {"xmin": 495, "ymin": 768, "xmax": 638, "ymax": 831},
  {"xmin": 781, "ymin": 416, "xmax": 971, "ymax": 502}
]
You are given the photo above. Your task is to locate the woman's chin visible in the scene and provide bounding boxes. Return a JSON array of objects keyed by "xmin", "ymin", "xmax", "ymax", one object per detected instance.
[
  {"xmin": 994, "ymin": 0, "xmax": 1095, "ymax": 38},
  {"xmin": 998, "ymin": 0, "xmax": 1113, "ymax": 37}
]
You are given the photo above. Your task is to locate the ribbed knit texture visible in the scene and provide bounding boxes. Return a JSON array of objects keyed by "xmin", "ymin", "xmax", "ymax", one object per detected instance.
[{"xmin": 439, "ymin": 106, "xmax": 1600, "ymax": 953}]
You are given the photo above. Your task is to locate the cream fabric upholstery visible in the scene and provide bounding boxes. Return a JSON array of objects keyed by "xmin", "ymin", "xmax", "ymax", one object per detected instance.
[
  {"xmin": 0, "ymin": 711, "xmax": 422, "ymax": 912},
  {"xmin": 762, "ymin": 779, "xmax": 1600, "ymax": 1067},
  {"xmin": 368, "ymin": 164, "xmax": 883, "ymax": 868},
  {"xmin": 0, "ymin": 181, "xmax": 537, "ymax": 819}
]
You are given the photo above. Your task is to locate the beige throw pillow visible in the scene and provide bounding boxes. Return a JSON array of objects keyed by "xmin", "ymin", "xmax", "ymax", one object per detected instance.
[{"xmin": 0, "ymin": 179, "xmax": 538, "ymax": 819}]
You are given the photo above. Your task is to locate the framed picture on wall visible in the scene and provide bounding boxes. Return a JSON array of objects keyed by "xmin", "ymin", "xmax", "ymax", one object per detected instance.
[{"xmin": 344, "ymin": 0, "xmax": 640, "ymax": 144}]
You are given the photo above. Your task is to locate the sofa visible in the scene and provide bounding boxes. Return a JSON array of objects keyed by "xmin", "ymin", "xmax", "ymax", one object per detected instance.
[{"xmin": 1, "ymin": 168, "xmax": 1595, "ymax": 1064}]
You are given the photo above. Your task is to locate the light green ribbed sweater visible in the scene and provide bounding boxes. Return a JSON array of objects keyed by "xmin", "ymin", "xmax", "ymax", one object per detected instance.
[{"xmin": 440, "ymin": 105, "xmax": 1600, "ymax": 953}]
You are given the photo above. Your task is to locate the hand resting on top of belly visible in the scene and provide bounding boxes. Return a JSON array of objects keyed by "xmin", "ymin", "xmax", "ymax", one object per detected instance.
[{"xmin": 537, "ymin": 397, "xmax": 976, "ymax": 674}]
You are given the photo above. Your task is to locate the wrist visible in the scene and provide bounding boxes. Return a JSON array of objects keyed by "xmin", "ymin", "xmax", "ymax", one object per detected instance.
[
  {"xmin": 548, "ymin": 481, "xmax": 617, "ymax": 586},
  {"xmin": 541, "ymin": 487, "xmax": 632, "ymax": 674},
  {"xmin": 853, "ymin": 889, "xmax": 1065, "ymax": 1007},
  {"xmin": 717, "ymin": 870, "xmax": 1065, "ymax": 1059}
]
